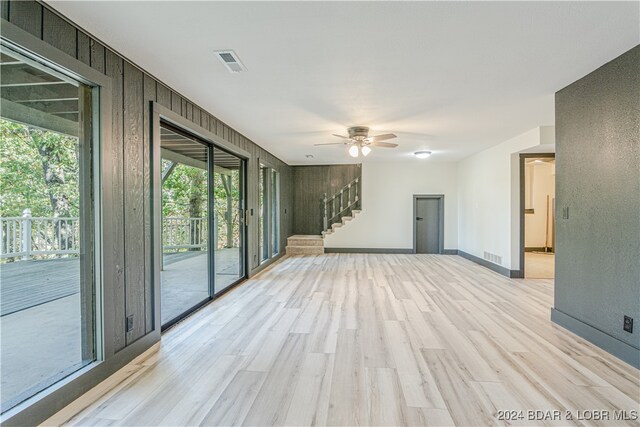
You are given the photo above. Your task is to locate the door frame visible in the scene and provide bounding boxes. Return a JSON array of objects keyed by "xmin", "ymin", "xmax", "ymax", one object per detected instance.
[
  {"xmin": 518, "ymin": 153, "xmax": 555, "ymax": 278},
  {"xmin": 412, "ymin": 194, "xmax": 445, "ymax": 254}
]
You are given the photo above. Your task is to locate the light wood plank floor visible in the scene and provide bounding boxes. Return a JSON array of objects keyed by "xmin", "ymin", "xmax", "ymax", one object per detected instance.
[{"xmin": 45, "ymin": 254, "xmax": 639, "ymax": 427}]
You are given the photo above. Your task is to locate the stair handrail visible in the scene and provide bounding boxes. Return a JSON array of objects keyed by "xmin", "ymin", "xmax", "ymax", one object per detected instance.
[{"xmin": 322, "ymin": 176, "xmax": 361, "ymax": 231}]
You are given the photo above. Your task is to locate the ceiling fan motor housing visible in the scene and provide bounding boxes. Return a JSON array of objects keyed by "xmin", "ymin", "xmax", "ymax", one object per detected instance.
[{"xmin": 348, "ymin": 126, "xmax": 370, "ymax": 141}]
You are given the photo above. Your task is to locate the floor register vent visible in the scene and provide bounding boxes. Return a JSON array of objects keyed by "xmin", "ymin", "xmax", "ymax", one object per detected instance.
[{"xmin": 484, "ymin": 251, "xmax": 502, "ymax": 265}]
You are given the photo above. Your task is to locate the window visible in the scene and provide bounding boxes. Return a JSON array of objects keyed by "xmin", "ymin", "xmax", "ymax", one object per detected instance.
[
  {"xmin": 259, "ymin": 164, "xmax": 268, "ymax": 263},
  {"xmin": 258, "ymin": 163, "xmax": 280, "ymax": 264},
  {"xmin": 0, "ymin": 46, "xmax": 98, "ymax": 412},
  {"xmin": 271, "ymin": 169, "xmax": 280, "ymax": 256}
]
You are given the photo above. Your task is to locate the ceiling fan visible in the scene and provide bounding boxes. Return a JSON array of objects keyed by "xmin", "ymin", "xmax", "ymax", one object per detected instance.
[{"xmin": 314, "ymin": 126, "xmax": 398, "ymax": 158}]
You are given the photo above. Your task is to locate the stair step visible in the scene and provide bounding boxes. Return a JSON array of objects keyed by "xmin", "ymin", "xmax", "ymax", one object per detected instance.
[
  {"xmin": 321, "ymin": 209, "xmax": 362, "ymax": 237},
  {"xmin": 286, "ymin": 245, "xmax": 324, "ymax": 256},
  {"xmin": 286, "ymin": 235, "xmax": 324, "ymax": 247}
]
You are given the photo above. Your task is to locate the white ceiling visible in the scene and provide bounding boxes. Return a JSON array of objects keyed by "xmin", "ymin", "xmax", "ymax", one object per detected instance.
[{"xmin": 48, "ymin": 1, "xmax": 639, "ymax": 164}]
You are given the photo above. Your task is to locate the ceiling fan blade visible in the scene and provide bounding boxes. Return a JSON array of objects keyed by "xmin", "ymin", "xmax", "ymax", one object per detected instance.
[
  {"xmin": 314, "ymin": 142, "xmax": 346, "ymax": 146},
  {"xmin": 368, "ymin": 133, "xmax": 397, "ymax": 142},
  {"xmin": 369, "ymin": 141, "xmax": 398, "ymax": 148},
  {"xmin": 332, "ymin": 134, "xmax": 351, "ymax": 139}
]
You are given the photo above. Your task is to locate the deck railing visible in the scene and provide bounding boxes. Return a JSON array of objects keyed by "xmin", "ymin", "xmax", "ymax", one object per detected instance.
[
  {"xmin": 162, "ymin": 217, "xmax": 208, "ymax": 252},
  {"xmin": 0, "ymin": 209, "xmax": 207, "ymax": 260},
  {"xmin": 0, "ymin": 209, "xmax": 79, "ymax": 260}
]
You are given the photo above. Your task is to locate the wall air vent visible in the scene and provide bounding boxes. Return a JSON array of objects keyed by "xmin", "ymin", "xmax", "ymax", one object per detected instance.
[
  {"xmin": 214, "ymin": 50, "xmax": 246, "ymax": 73},
  {"xmin": 483, "ymin": 251, "xmax": 502, "ymax": 265}
]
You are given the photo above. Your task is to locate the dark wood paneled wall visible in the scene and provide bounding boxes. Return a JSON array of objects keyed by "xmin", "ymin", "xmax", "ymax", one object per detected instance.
[
  {"xmin": 2, "ymin": 0, "xmax": 292, "ymax": 351},
  {"xmin": 292, "ymin": 164, "xmax": 361, "ymax": 235}
]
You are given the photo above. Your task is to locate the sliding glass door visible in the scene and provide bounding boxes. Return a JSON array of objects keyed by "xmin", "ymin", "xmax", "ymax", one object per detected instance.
[
  {"xmin": 271, "ymin": 169, "xmax": 280, "ymax": 256},
  {"xmin": 160, "ymin": 125, "xmax": 211, "ymax": 326},
  {"xmin": 258, "ymin": 163, "xmax": 280, "ymax": 264},
  {"xmin": 259, "ymin": 164, "xmax": 268, "ymax": 263},
  {"xmin": 213, "ymin": 147, "xmax": 244, "ymax": 293},
  {"xmin": 159, "ymin": 123, "xmax": 246, "ymax": 328}
]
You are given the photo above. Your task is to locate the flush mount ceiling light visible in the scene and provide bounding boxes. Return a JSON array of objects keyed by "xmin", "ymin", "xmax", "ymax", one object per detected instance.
[
  {"xmin": 414, "ymin": 151, "xmax": 432, "ymax": 159},
  {"xmin": 348, "ymin": 145, "xmax": 360, "ymax": 158}
]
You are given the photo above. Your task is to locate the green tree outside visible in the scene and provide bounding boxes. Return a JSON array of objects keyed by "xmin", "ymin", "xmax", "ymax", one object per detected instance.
[{"xmin": 1, "ymin": 118, "xmax": 241, "ymax": 258}]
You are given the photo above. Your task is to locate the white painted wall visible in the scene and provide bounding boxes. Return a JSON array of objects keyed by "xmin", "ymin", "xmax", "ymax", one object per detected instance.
[
  {"xmin": 323, "ymin": 162, "xmax": 458, "ymax": 250},
  {"xmin": 524, "ymin": 162, "xmax": 556, "ymax": 248},
  {"xmin": 323, "ymin": 126, "xmax": 554, "ymax": 267},
  {"xmin": 457, "ymin": 126, "xmax": 554, "ymax": 271}
]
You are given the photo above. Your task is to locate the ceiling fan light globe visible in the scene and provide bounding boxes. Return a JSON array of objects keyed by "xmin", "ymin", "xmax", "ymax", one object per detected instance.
[
  {"xmin": 361, "ymin": 146, "xmax": 372, "ymax": 156},
  {"xmin": 348, "ymin": 145, "xmax": 360, "ymax": 158}
]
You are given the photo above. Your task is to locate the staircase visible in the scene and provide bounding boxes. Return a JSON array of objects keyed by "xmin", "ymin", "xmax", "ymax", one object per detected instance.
[
  {"xmin": 321, "ymin": 176, "xmax": 361, "ymax": 235},
  {"xmin": 285, "ymin": 176, "xmax": 362, "ymax": 256},
  {"xmin": 321, "ymin": 209, "xmax": 361, "ymax": 237},
  {"xmin": 286, "ymin": 235, "xmax": 324, "ymax": 255}
]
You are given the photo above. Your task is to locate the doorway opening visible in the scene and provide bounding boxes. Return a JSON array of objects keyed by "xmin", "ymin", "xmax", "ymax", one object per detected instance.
[
  {"xmin": 520, "ymin": 154, "xmax": 555, "ymax": 278},
  {"xmin": 413, "ymin": 195, "xmax": 444, "ymax": 254}
]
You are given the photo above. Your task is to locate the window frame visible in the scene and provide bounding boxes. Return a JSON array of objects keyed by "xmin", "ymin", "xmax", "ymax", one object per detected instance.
[
  {"xmin": 259, "ymin": 163, "xmax": 269, "ymax": 263},
  {"xmin": 258, "ymin": 160, "xmax": 281, "ymax": 263},
  {"xmin": 271, "ymin": 169, "xmax": 280, "ymax": 256}
]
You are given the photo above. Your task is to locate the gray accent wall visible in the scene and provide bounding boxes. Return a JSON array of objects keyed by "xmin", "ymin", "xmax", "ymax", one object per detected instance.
[
  {"xmin": 554, "ymin": 45, "xmax": 639, "ymax": 362},
  {"xmin": 292, "ymin": 164, "xmax": 361, "ymax": 235}
]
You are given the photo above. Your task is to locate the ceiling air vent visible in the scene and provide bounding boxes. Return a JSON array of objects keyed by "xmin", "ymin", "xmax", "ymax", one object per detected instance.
[{"xmin": 214, "ymin": 50, "xmax": 246, "ymax": 73}]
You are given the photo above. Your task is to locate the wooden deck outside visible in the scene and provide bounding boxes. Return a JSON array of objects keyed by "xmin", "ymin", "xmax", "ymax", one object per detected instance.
[
  {"xmin": 1, "ymin": 259, "xmax": 80, "ymax": 316},
  {"xmin": 0, "ymin": 249, "xmax": 241, "ymax": 316},
  {"xmin": 0, "ymin": 248, "xmax": 241, "ymax": 412}
]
